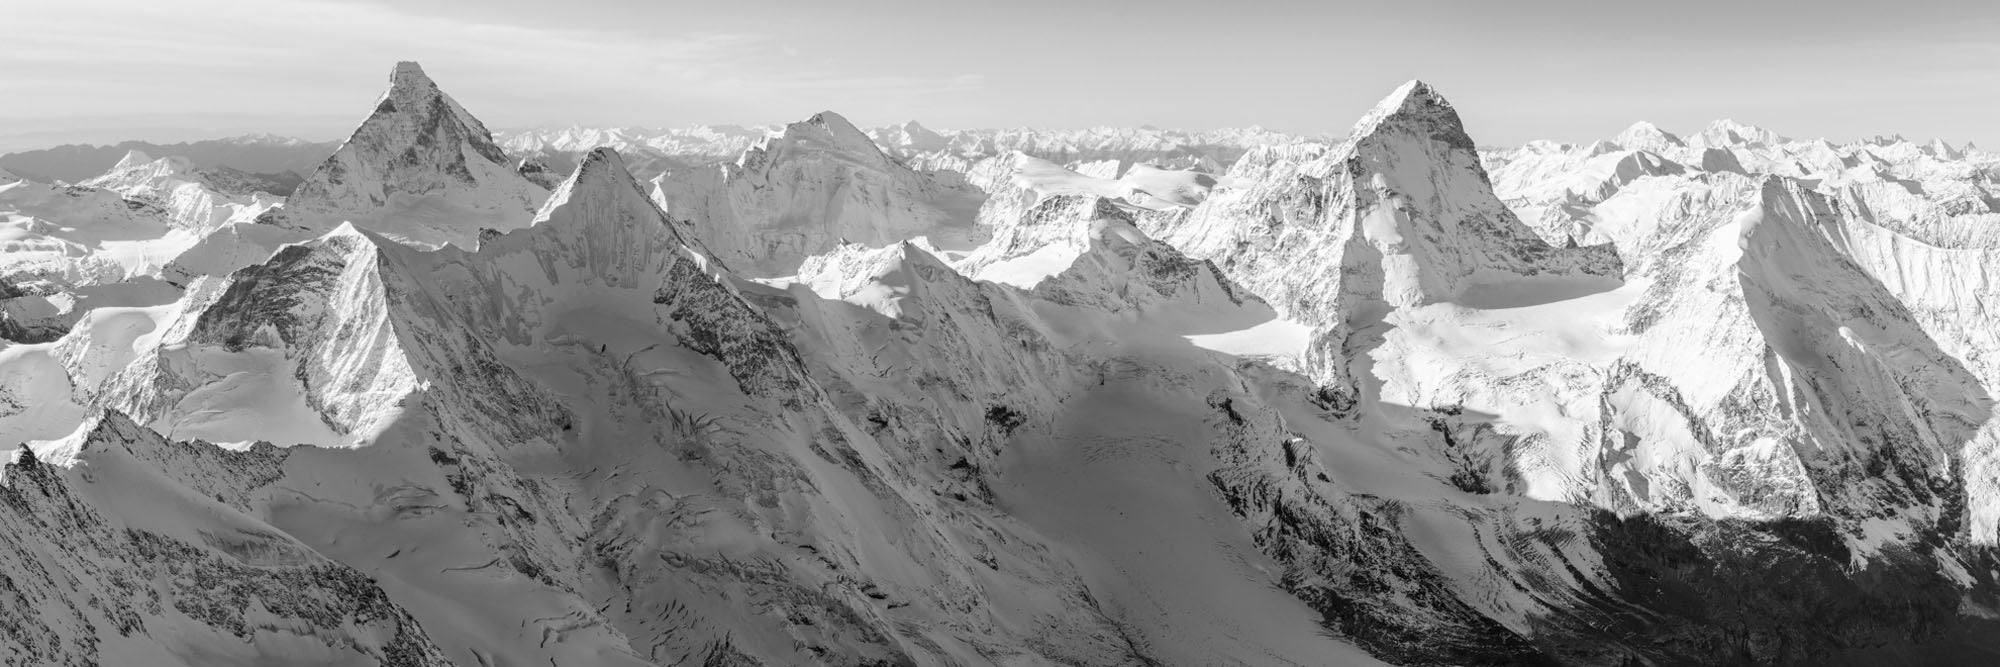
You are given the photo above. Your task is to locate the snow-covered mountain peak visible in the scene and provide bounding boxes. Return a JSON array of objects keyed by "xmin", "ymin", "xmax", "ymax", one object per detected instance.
[
  {"xmin": 81, "ymin": 150, "xmax": 245, "ymax": 200},
  {"xmin": 654, "ymin": 109, "xmax": 986, "ymax": 275},
  {"xmin": 520, "ymin": 147, "xmax": 686, "ymax": 248},
  {"xmin": 389, "ymin": 60, "xmax": 431, "ymax": 87},
  {"xmin": 86, "ymin": 151, "xmax": 190, "ymax": 190},
  {"xmin": 273, "ymin": 60, "xmax": 542, "ymax": 248},
  {"xmin": 1613, "ymin": 120, "xmax": 1686, "ymax": 152},
  {"xmin": 871, "ymin": 119, "xmax": 953, "ymax": 156},
  {"xmin": 1923, "ymin": 138, "xmax": 1965, "ymax": 160},
  {"xmin": 804, "ymin": 109, "xmax": 861, "ymax": 132},
  {"xmin": 776, "ymin": 110, "xmax": 898, "ymax": 164},
  {"xmin": 20, "ymin": 59, "xmax": 2000, "ymax": 666},
  {"xmin": 797, "ymin": 238, "xmax": 959, "ymax": 310},
  {"xmin": 19, "ymin": 408, "xmax": 154, "ymax": 468},
  {"xmin": 547, "ymin": 147, "xmax": 643, "ymax": 204},
  {"xmin": 157, "ymin": 61, "xmax": 546, "ymax": 286},
  {"xmin": 1349, "ymin": 79, "xmax": 1472, "ymax": 149},
  {"xmin": 107, "ymin": 149, "xmax": 170, "ymax": 173},
  {"xmin": 1698, "ymin": 118, "xmax": 1784, "ymax": 146},
  {"xmin": 376, "ymin": 61, "xmax": 485, "ymax": 139}
]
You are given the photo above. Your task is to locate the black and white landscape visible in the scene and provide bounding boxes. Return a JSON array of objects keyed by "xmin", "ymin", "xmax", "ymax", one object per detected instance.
[{"xmin": 5, "ymin": 18, "xmax": 2000, "ymax": 666}]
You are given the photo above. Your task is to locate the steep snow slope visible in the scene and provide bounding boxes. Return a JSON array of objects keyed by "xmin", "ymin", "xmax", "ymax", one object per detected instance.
[
  {"xmin": 1103, "ymin": 80, "xmax": 2000, "ymax": 664},
  {"xmin": 1140, "ymin": 80, "xmax": 1623, "ymax": 412},
  {"xmin": 16, "ymin": 146, "xmax": 1389, "ymax": 665},
  {"xmin": 0, "ymin": 411, "xmax": 452, "ymax": 667},
  {"xmin": 13, "ymin": 62, "xmax": 2000, "ymax": 667},
  {"xmin": 1479, "ymin": 114, "xmax": 2000, "ymax": 544}
]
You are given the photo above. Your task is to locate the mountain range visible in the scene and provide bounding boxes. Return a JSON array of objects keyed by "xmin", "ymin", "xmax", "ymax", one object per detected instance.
[{"xmin": 3, "ymin": 61, "xmax": 1999, "ymax": 666}]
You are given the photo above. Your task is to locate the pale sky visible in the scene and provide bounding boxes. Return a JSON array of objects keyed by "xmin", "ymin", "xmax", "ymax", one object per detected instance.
[{"xmin": 4, "ymin": 0, "xmax": 1997, "ymax": 152}]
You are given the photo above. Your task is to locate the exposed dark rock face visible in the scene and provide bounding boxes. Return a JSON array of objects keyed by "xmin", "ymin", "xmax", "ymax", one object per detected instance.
[{"xmin": 0, "ymin": 413, "xmax": 452, "ymax": 666}]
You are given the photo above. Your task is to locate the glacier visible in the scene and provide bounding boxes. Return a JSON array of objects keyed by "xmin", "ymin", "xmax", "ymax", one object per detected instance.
[{"xmin": 2, "ymin": 61, "xmax": 2000, "ymax": 666}]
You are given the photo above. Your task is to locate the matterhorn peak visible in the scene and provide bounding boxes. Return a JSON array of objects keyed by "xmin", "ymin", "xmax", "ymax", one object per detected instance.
[
  {"xmin": 377, "ymin": 62, "xmax": 465, "ymax": 121},
  {"xmin": 273, "ymin": 60, "xmax": 544, "ymax": 248},
  {"xmin": 389, "ymin": 61, "xmax": 432, "ymax": 88}
]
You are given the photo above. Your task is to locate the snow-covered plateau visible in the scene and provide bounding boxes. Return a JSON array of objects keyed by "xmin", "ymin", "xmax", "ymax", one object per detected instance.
[{"xmin": 4, "ymin": 61, "xmax": 2000, "ymax": 666}]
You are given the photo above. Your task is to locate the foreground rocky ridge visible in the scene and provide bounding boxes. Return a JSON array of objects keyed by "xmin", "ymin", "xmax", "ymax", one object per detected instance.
[{"xmin": 3, "ymin": 62, "xmax": 2000, "ymax": 666}]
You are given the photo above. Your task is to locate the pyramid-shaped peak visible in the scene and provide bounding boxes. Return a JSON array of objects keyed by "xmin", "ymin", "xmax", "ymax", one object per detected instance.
[
  {"xmin": 891, "ymin": 239, "xmax": 954, "ymax": 271},
  {"xmin": 556, "ymin": 147, "xmax": 650, "ymax": 201},
  {"xmin": 85, "ymin": 150, "xmax": 201, "ymax": 191},
  {"xmin": 272, "ymin": 61, "xmax": 541, "ymax": 249},
  {"xmin": 575, "ymin": 146, "xmax": 633, "ymax": 179},
  {"xmin": 23, "ymin": 409, "xmax": 151, "ymax": 468},
  {"xmin": 772, "ymin": 110, "xmax": 893, "ymax": 158},
  {"xmin": 114, "ymin": 149, "xmax": 156, "ymax": 168},
  {"xmin": 309, "ymin": 220, "xmax": 399, "ymax": 253},
  {"xmin": 802, "ymin": 110, "xmax": 869, "ymax": 138},
  {"xmin": 375, "ymin": 61, "xmax": 460, "ymax": 124},
  {"xmin": 1924, "ymin": 138, "xmax": 1962, "ymax": 159},
  {"xmin": 1349, "ymin": 79, "xmax": 1474, "ymax": 150},
  {"xmin": 389, "ymin": 61, "xmax": 435, "ymax": 92},
  {"xmin": 532, "ymin": 146, "xmax": 655, "ymax": 224},
  {"xmin": 1363, "ymin": 80, "xmax": 1450, "ymax": 121}
]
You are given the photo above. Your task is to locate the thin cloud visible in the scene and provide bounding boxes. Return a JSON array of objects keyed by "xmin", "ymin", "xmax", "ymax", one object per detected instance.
[{"xmin": 0, "ymin": 0, "xmax": 986, "ymax": 146}]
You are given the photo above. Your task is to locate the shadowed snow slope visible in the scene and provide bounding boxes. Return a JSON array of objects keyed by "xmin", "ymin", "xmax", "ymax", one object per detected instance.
[
  {"xmin": 0, "ymin": 410, "xmax": 453, "ymax": 666},
  {"xmin": 13, "ymin": 67, "xmax": 2000, "ymax": 667}
]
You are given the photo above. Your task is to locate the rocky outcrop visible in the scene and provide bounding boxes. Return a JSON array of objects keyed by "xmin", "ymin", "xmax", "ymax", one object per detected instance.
[
  {"xmin": 273, "ymin": 61, "xmax": 546, "ymax": 247},
  {"xmin": 0, "ymin": 411, "xmax": 452, "ymax": 666}
]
